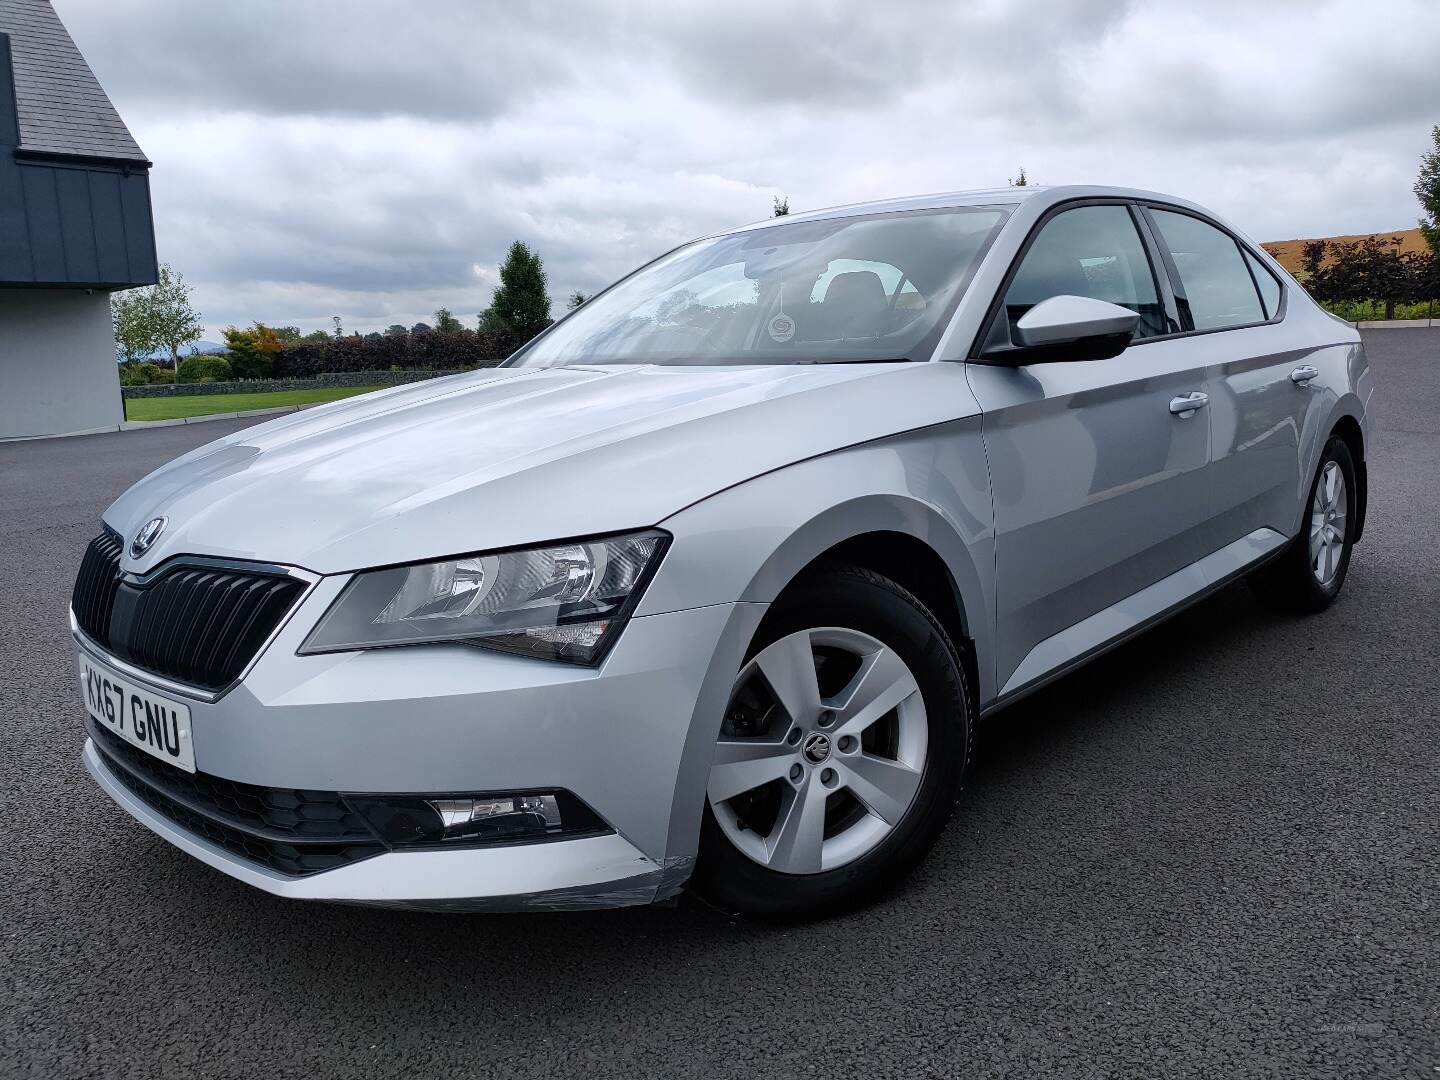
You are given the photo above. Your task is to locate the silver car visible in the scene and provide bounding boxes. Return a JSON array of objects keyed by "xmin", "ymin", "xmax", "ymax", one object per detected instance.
[{"xmin": 73, "ymin": 185, "xmax": 1371, "ymax": 919}]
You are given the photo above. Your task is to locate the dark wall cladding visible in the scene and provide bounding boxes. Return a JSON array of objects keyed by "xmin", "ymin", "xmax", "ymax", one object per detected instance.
[
  {"xmin": 0, "ymin": 155, "xmax": 159, "ymax": 286},
  {"xmin": 0, "ymin": 31, "xmax": 157, "ymax": 288},
  {"xmin": 0, "ymin": 154, "xmax": 158, "ymax": 288}
]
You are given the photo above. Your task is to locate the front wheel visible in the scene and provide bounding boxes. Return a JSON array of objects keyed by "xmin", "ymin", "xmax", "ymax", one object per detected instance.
[
  {"xmin": 690, "ymin": 564, "xmax": 971, "ymax": 921},
  {"xmin": 1249, "ymin": 435, "xmax": 1359, "ymax": 612}
]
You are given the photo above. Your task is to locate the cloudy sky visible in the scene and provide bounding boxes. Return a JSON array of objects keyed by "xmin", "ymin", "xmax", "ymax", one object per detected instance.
[{"xmin": 56, "ymin": 0, "xmax": 1440, "ymax": 339}]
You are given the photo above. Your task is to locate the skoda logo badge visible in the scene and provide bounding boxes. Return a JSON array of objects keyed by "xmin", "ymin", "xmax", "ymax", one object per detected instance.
[
  {"xmin": 130, "ymin": 516, "xmax": 167, "ymax": 558},
  {"xmin": 802, "ymin": 731, "xmax": 832, "ymax": 765}
]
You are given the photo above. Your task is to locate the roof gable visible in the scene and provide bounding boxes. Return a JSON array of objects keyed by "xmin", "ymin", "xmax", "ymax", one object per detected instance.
[{"xmin": 0, "ymin": 0, "xmax": 147, "ymax": 163}]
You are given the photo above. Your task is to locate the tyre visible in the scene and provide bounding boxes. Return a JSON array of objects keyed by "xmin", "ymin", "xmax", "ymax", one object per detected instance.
[
  {"xmin": 1249, "ymin": 434, "xmax": 1358, "ymax": 613},
  {"xmin": 690, "ymin": 563, "xmax": 971, "ymax": 921}
]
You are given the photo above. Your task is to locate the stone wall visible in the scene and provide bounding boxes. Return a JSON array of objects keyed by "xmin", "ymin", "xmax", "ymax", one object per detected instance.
[{"xmin": 121, "ymin": 367, "xmax": 484, "ymax": 398}]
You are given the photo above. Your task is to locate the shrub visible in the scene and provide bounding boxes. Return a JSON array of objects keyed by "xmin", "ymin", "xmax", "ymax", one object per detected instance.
[
  {"xmin": 1302, "ymin": 238, "xmax": 1436, "ymax": 319},
  {"xmin": 1319, "ymin": 299, "xmax": 1438, "ymax": 322},
  {"xmin": 118, "ymin": 362, "xmax": 167, "ymax": 386},
  {"xmin": 223, "ymin": 324, "xmax": 283, "ymax": 379},
  {"xmin": 177, "ymin": 354, "xmax": 233, "ymax": 383},
  {"xmin": 273, "ymin": 330, "xmax": 515, "ymax": 378}
]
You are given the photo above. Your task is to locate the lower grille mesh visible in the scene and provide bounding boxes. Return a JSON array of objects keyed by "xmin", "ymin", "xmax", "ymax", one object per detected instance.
[{"xmin": 91, "ymin": 722, "xmax": 385, "ymax": 877}]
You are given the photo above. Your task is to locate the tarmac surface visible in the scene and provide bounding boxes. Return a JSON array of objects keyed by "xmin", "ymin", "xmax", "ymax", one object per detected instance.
[{"xmin": 1, "ymin": 329, "xmax": 1436, "ymax": 1078}]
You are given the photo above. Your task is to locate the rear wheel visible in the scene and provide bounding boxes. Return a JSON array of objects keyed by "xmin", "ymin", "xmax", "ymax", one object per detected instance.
[
  {"xmin": 691, "ymin": 564, "xmax": 970, "ymax": 921},
  {"xmin": 1250, "ymin": 435, "xmax": 1358, "ymax": 612}
]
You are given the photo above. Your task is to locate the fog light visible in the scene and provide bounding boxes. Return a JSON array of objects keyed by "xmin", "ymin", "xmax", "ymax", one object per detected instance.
[
  {"xmin": 431, "ymin": 794, "xmax": 561, "ymax": 832},
  {"xmin": 344, "ymin": 789, "xmax": 609, "ymax": 849}
]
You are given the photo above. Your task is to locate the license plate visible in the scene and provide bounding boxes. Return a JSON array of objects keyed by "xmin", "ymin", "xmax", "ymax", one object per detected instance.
[{"xmin": 78, "ymin": 652, "xmax": 195, "ymax": 773}]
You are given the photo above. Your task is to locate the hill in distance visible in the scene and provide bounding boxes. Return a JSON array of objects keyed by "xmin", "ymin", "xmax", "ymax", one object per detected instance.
[
  {"xmin": 128, "ymin": 340, "xmax": 225, "ymax": 362},
  {"xmin": 1262, "ymin": 227, "xmax": 1427, "ymax": 276}
]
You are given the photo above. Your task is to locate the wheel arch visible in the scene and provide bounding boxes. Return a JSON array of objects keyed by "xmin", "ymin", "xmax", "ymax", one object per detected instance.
[
  {"xmin": 716, "ymin": 489, "xmax": 991, "ymax": 709},
  {"xmin": 642, "ymin": 435, "xmax": 998, "ymax": 710},
  {"xmin": 647, "ymin": 487, "xmax": 995, "ymax": 889},
  {"xmin": 1329, "ymin": 411, "xmax": 1367, "ymax": 543},
  {"xmin": 771, "ymin": 529, "xmax": 980, "ymax": 721}
]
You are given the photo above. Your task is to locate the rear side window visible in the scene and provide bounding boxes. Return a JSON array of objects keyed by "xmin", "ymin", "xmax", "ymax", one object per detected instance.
[
  {"xmin": 1001, "ymin": 205, "xmax": 1168, "ymax": 340},
  {"xmin": 1149, "ymin": 209, "xmax": 1264, "ymax": 331},
  {"xmin": 1243, "ymin": 248, "xmax": 1283, "ymax": 319}
]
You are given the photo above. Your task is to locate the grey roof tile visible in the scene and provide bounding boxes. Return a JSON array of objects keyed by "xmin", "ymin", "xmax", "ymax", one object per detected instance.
[{"xmin": 0, "ymin": 0, "xmax": 148, "ymax": 163}]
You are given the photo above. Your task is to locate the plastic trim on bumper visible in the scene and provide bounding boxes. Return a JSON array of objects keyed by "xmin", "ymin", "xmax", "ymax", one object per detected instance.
[{"xmin": 84, "ymin": 738, "xmax": 664, "ymax": 911}]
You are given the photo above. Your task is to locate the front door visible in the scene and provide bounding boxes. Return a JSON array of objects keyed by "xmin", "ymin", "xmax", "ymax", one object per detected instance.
[{"xmin": 965, "ymin": 202, "xmax": 1213, "ymax": 697}]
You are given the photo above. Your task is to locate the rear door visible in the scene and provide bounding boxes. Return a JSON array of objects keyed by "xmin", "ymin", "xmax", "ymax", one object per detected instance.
[
  {"xmin": 965, "ymin": 201, "xmax": 1215, "ymax": 697},
  {"xmin": 1141, "ymin": 206, "xmax": 1324, "ymax": 550}
]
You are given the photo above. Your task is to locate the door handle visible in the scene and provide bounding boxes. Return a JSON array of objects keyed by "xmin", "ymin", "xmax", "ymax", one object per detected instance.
[
  {"xmin": 1290, "ymin": 365, "xmax": 1319, "ymax": 384},
  {"xmin": 1169, "ymin": 392, "xmax": 1209, "ymax": 417}
]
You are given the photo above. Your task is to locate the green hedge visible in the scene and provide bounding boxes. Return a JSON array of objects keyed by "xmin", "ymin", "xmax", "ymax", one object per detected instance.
[
  {"xmin": 272, "ymin": 329, "xmax": 518, "ymax": 377},
  {"xmin": 118, "ymin": 361, "xmax": 172, "ymax": 386},
  {"xmin": 1319, "ymin": 300, "xmax": 1437, "ymax": 322},
  {"xmin": 177, "ymin": 354, "xmax": 234, "ymax": 384}
]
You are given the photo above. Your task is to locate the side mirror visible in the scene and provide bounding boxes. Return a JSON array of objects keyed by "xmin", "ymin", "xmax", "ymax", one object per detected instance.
[{"xmin": 986, "ymin": 295, "xmax": 1141, "ymax": 364}]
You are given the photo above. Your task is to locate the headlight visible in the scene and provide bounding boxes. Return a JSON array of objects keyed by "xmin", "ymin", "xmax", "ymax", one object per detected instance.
[{"xmin": 299, "ymin": 531, "xmax": 668, "ymax": 664}]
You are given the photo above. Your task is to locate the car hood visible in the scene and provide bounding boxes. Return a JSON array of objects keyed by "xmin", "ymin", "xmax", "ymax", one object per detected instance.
[{"xmin": 107, "ymin": 363, "xmax": 970, "ymax": 575}]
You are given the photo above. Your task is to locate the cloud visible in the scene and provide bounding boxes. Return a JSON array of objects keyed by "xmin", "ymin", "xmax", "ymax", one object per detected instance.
[
  {"xmin": 53, "ymin": 0, "xmax": 1440, "ymax": 338},
  {"xmin": 59, "ymin": 0, "xmax": 576, "ymax": 122}
]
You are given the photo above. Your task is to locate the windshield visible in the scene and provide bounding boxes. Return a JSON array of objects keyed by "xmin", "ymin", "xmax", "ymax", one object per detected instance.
[{"xmin": 510, "ymin": 206, "xmax": 1009, "ymax": 368}]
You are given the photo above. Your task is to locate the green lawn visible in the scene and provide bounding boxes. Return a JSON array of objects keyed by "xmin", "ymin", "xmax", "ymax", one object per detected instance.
[{"xmin": 124, "ymin": 385, "xmax": 383, "ymax": 422}]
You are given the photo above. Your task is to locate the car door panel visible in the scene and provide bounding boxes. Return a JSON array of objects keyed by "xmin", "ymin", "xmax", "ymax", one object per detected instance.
[
  {"xmin": 1141, "ymin": 207, "xmax": 1325, "ymax": 550},
  {"xmin": 965, "ymin": 200, "xmax": 1216, "ymax": 696},
  {"xmin": 968, "ymin": 347, "xmax": 1212, "ymax": 694},
  {"xmin": 1206, "ymin": 332, "xmax": 1330, "ymax": 546}
]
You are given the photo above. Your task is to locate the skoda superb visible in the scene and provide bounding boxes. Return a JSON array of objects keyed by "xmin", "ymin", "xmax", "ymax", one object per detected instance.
[{"xmin": 73, "ymin": 186, "xmax": 1371, "ymax": 919}]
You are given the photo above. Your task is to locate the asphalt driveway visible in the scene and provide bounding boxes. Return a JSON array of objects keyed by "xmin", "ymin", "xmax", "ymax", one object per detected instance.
[{"xmin": 2, "ymin": 330, "xmax": 1436, "ymax": 1079}]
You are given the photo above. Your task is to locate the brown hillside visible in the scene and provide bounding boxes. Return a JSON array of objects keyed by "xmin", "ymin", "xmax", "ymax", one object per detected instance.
[{"xmin": 1262, "ymin": 227, "xmax": 1427, "ymax": 275}]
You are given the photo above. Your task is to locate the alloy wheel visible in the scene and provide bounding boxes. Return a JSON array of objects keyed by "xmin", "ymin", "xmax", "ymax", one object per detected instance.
[
  {"xmin": 707, "ymin": 627, "xmax": 928, "ymax": 875},
  {"xmin": 1309, "ymin": 460, "xmax": 1348, "ymax": 585}
]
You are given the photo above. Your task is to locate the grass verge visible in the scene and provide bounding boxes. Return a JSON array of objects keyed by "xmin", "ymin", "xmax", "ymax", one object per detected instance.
[{"xmin": 124, "ymin": 386, "xmax": 383, "ymax": 422}]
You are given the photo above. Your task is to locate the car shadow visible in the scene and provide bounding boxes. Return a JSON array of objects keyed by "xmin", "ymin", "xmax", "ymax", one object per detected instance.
[{"xmin": 967, "ymin": 579, "xmax": 1284, "ymax": 780}]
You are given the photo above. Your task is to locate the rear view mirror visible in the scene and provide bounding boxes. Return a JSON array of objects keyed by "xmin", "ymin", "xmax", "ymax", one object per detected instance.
[{"xmin": 987, "ymin": 295, "xmax": 1141, "ymax": 364}]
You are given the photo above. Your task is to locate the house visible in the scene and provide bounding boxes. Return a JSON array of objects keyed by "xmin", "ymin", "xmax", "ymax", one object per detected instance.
[{"xmin": 0, "ymin": 0, "xmax": 156, "ymax": 439}]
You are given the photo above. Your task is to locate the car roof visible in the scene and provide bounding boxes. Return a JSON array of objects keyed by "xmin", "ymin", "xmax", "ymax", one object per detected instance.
[{"xmin": 723, "ymin": 184, "xmax": 1217, "ymax": 235}]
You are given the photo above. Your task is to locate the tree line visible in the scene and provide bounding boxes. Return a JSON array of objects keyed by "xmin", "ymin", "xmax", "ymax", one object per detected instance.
[
  {"xmin": 112, "ymin": 239, "xmax": 577, "ymax": 384},
  {"xmin": 1294, "ymin": 125, "xmax": 1440, "ymax": 319},
  {"xmin": 1298, "ymin": 235, "xmax": 1438, "ymax": 320}
]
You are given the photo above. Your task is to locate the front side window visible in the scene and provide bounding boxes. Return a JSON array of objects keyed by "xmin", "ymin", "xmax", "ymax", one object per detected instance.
[
  {"xmin": 999, "ymin": 204, "xmax": 1169, "ymax": 342},
  {"xmin": 509, "ymin": 207, "xmax": 1008, "ymax": 368},
  {"xmin": 1149, "ymin": 209, "xmax": 1265, "ymax": 331}
]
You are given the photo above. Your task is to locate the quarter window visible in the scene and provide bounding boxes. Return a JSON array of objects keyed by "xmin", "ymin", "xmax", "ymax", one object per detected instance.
[
  {"xmin": 1243, "ymin": 248, "xmax": 1283, "ymax": 319},
  {"xmin": 1149, "ymin": 209, "xmax": 1264, "ymax": 331},
  {"xmin": 999, "ymin": 205, "xmax": 1168, "ymax": 342}
]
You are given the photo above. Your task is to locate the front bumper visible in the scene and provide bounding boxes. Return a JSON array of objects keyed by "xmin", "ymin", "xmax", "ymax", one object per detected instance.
[
  {"xmin": 78, "ymin": 595, "xmax": 765, "ymax": 911},
  {"xmin": 84, "ymin": 740, "xmax": 664, "ymax": 910}
]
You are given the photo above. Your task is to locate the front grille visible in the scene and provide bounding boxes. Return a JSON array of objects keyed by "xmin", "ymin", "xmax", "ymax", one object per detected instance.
[
  {"xmin": 72, "ymin": 527, "xmax": 123, "ymax": 643},
  {"xmin": 90, "ymin": 721, "xmax": 385, "ymax": 877},
  {"xmin": 71, "ymin": 528, "xmax": 306, "ymax": 692}
]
